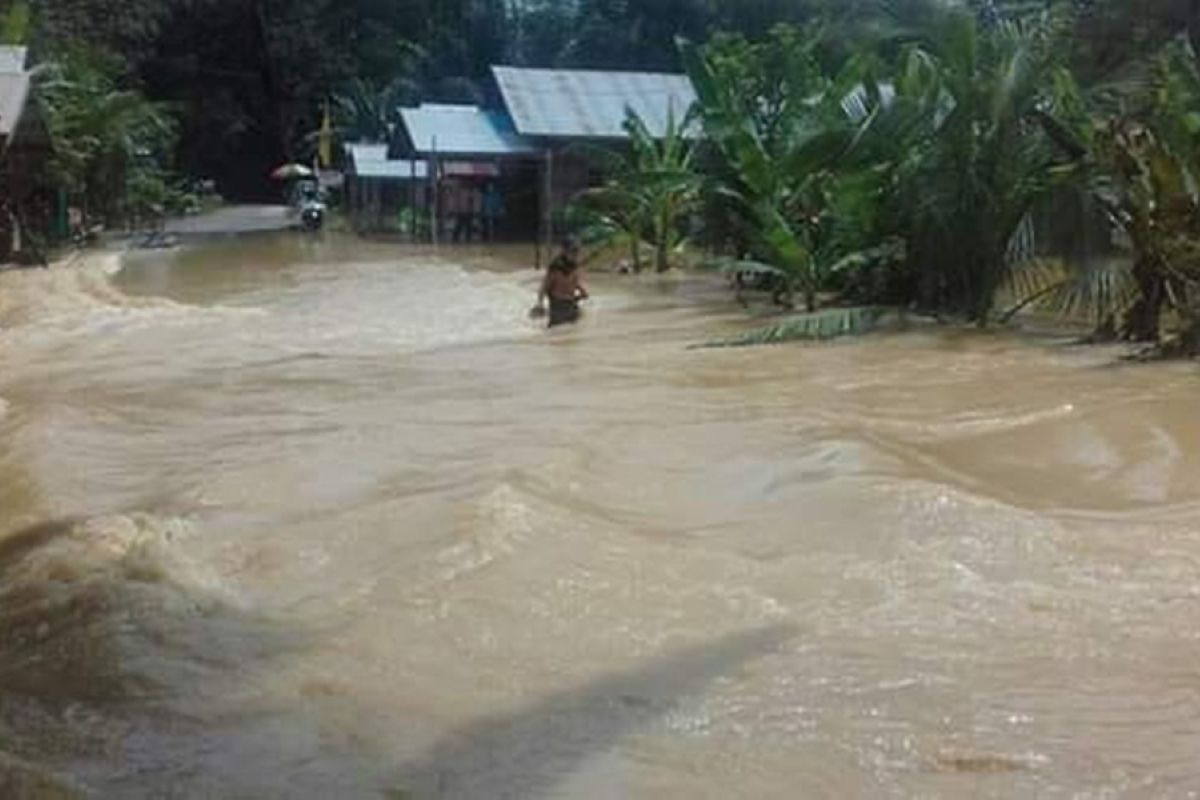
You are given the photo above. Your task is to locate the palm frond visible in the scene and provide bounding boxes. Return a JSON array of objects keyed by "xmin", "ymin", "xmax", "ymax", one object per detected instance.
[
  {"xmin": 698, "ymin": 257, "xmax": 788, "ymax": 278},
  {"xmin": 1000, "ymin": 256, "xmax": 1138, "ymax": 325},
  {"xmin": 697, "ymin": 307, "xmax": 892, "ymax": 348}
]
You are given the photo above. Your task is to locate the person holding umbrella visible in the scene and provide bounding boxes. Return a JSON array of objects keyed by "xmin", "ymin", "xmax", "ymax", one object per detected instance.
[{"xmin": 271, "ymin": 163, "xmax": 325, "ymax": 232}]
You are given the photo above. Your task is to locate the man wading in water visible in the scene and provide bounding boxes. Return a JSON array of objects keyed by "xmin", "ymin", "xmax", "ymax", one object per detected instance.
[{"xmin": 532, "ymin": 237, "xmax": 589, "ymax": 328}]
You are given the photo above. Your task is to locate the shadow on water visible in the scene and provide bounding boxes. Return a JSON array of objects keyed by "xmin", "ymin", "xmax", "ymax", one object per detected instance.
[{"xmin": 395, "ymin": 624, "xmax": 795, "ymax": 800}]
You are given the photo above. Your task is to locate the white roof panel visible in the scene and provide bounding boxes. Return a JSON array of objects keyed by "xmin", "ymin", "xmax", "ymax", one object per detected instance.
[
  {"xmin": 0, "ymin": 46, "xmax": 27, "ymax": 72},
  {"xmin": 493, "ymin": 66, "xmax": 697, "ymax": 140},
  {"xmin": 346, "ymin": 143, "xmax": 428, "ymax": 179},
  {"xmin": 0, "ymin": 71, "xmax": 30, "ymax": 138}
]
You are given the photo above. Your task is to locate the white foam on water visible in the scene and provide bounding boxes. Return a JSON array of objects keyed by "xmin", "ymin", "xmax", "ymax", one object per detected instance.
[
  {"xmin": 0, "ymin": 512, "xmax": 242, "ymax": 704},
  {"xmin": 247, "ymin": 258, "xmax": 542, "ymax": 358}
]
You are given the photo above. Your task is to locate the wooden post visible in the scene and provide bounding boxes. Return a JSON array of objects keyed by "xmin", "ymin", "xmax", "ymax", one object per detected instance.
[
  {"xmin": 353, "ymin": 177, "xmax": 361, "ymax": 229},
  {"xmin": 489, "ymin": 156, "xmax": 499, "ymax": 245},
  {"xmin": 368, "ymin": 179, "xmax": 376, "ymax": 231},
  {"xmin": 429, "ymin": 136, "xmax": 440, "ymax": 247},
  {"xmin": 539, "ymin": 148, "xmax": 554, "ymax": 269},
  {"xmin": 409, "ymin": 158, "xmax": 417, "ymax": 243},
  {"xmin": 369, "ymin": 178, "xmax": 379, "ymax": 231},
  {"xmin": 546, "ymin": 149, "xmax": 554, "ymax": 247},
  {"xmin": 534, "ymin": 155, "xmax": 542, "ymax": 271}
]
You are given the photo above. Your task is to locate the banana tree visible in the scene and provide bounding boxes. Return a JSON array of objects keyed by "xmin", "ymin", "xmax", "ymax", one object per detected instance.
[
  {"xmin": 574, "ymin": 105, "xmax": 701, "ymax": 273},
  {"xmin": 682, "ymin": 31, "xmax": 914, "ymax": 312},
  {"xmin": 626, "ymin": 108, "xmax": 702, "ymax": 273},
  {"xmin": 569, "ymin": 189, "xmax": 647, "ymax": 273}
]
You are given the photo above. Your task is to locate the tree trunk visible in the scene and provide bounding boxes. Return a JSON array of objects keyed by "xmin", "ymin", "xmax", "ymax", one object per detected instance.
[
  {"xmin": 1122, "ymin": 259, "xmax": 1165, "ymax": 342},
  {"xmin": 1090, "ymin": 314, "xmax": 1119, "ymax": 343},
  {"xmin": 253, "ymin": 0, "xmax": 291, "ymax": 159},
  {"xmin": 629, "ymin": 236, "xmax": 642, "ymax": 273},
  {"xmin": 970, "ymin": 247, "xmax": 1009, "ymax": 327},
  {"xmin": 655, "ymin": 209, "xmax": 671, "ymax": 273},
  {"xmin": 1177, "ymin": 319, "xmax": 1200, "ymax": 357}
]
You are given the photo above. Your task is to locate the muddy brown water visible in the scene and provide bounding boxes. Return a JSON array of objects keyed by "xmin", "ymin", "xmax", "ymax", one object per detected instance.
[{"xmin": 1, "ymin": 235, "xmax": 1199, "ymax": 798}]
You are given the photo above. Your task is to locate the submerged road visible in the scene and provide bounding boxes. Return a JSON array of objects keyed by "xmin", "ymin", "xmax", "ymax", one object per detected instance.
[
  {"xmin": 2, "ymin": 236, "xmax": 1200, "ymax": 797},
  {"xmin": 164, "ymin": 204, "xmax": 293, "ymax": 236}
]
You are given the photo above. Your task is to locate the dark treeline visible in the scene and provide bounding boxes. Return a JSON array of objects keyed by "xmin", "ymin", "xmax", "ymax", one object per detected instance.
[
  {"xmin": 26, "ymin": 0, "xmax": 810, "ymax": 197},
  {"xmin": 22, "ymin": 0, "xmax": 1200, "ymax": 199},
  {"xmin": 7, "ymin": 0, "xmax": 1200, "ymax": 348},
  {"xmin": 15, "ymin": 1, "xmax": 1200, "ymax": 197}
]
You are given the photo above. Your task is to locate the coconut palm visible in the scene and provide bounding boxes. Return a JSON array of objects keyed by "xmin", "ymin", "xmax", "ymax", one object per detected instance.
[
  {"xmin": 333, "ymin": 78, "xmax": 401, "ymax": 144},
  {"xmin": 1007, "ymin": 36, "xmax": 1200, "ymax": 352},
  {"xmin": 886, "ymin": 3, "xmax": 1082, "ymax": 323}
]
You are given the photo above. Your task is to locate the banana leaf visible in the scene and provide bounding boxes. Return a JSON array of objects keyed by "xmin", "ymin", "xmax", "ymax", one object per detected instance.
[{"xmin": 696, "ymin": 306, "xmax": 893, "ymax": 348}]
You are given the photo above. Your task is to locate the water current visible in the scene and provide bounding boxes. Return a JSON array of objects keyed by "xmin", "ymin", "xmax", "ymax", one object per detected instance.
[{"xmin": 1, "ymin": 235, "xmax": 1199, "ymax": 798}]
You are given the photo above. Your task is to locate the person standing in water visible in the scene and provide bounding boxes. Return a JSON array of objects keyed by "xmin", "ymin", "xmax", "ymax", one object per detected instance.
[
  {"xmin": 533, "ymin": 237, "xmax": 589, "ymax": 328},
  {"xmin": 482, "ymin": 182, "xmax": 505, "ymax": 242}
]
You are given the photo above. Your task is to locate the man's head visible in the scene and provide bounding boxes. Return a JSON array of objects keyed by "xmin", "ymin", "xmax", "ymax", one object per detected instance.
[{"xmin": 561, "ymin": 236, "xmax": 581, "ymax": 259}]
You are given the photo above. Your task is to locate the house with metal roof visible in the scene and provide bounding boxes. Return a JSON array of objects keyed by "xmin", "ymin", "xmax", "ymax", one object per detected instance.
[
  {"xmin": 386, "ymin": 104, "xmax": 545, "ymax": 243},
  {"xmin": 396, "ymin": 104, "xmax": 540, "ymax": 159},
  {"xmin": 0, "ymin": 44, "xmax": 53, "ymax": 263},
  {"xmin": 384, "ymin": 68, "xmax": 698, "ymax": 249},
  {"xmin": 492, "ymin": 66, "xmax": 697, "ymax": 141},
  {"xmin": 490, "ymin": 66, "xmax": 698, "ymax": 250},
  {"xmin": 344, "ymin": 143, "xmax": 426, "ymax": 231},
  {"xmin": 347, "ymin": 144, "xmax": 429, "ymax": 181}
]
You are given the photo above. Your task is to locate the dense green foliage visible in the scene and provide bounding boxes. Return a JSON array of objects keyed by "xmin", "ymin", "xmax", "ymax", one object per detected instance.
[
  {"xmin": 575, "ymin": 107, "xmax": 700, "ymax": 273},
  {"xmin": 13, "ymin": 0, "xmax": 1200, "ymax": 350},
  {"xmin": 30, "ymin": 0, "xmax": 1181, "ymax": 199},
  {"xmin": 1007, "ymin": 34, "xmax": 1200, "ymax": 350},
  {"xmin": 684, "ymin": 24, "xmax": 915, "ymax": 312},
  {"xmin": 39, "ymin": 47, "xmax": 177, "ymax": 229},
  {"xmin": 0, "ymin": 0, "xmax": 29, "ymax": 45},
  {"xmin": 670, "ymin": 2, "xmax": 1200, "ymax": 349},
  {"xmin": 29, "ymin": 0, "xmax": 813, "ymax": 197}
]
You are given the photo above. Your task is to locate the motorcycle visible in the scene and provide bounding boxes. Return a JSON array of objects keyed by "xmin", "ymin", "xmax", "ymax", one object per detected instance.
[
  {"xmin": 290, "ymin": 179, "xmax": 327, "ymax": 233},
  {"xmin": 300, "ymin": 200, "xmax": 326, "ymax": 232}
]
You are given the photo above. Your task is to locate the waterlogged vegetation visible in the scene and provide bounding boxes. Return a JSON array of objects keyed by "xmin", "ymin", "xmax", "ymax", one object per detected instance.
[
  {"xmin": 571, "ymin": 3, "xmax": 1200, "ymax": 353},
  {"xmin": 8, "ymin": 0, "xmax": 1200, "ymax": 352},
  {"xmin": 574, "ymin": 108, "xmax": 702, "ymax": 275}
]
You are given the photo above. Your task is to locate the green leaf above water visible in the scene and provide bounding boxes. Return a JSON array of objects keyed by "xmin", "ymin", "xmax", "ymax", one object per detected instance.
[{"xmin": 697, "ymin": 306, "xmax": 894, "ymax": 349}]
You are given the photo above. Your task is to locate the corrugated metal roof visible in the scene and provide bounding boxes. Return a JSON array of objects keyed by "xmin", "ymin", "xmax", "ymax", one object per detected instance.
[
  {"xmin": 0, "ymin": 46, "xmax": 27, "ymax": 72},
  {"xmin": 493, "ymin": 66, "xmax": 697, "ymax": 140},
  {"xmin": 0, "ymin": 71, "xmax": 31, "ymax": 138},
  {"xmin": 346, "ymin": 143, "xmax": 429, "ymax": 180},
  {"xmin": 399, "ymin": 104, "xmax": 539, "ymax": 157}
]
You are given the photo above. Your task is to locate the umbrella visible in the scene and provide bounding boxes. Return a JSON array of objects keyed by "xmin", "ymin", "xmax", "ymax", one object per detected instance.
[{"xmin": 270, "ymin": 163, "xmax": 315, "ymax": 180}]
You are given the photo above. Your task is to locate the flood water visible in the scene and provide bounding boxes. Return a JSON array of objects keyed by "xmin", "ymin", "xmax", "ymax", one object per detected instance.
[{"xmin": 2, "ymin": 235, "xmax": 1199, "ymax": 798}]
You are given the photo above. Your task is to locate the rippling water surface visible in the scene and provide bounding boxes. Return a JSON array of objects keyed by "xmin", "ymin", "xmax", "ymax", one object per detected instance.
[{"xmin": 1, "ymin": 235, "xmax": 1199, "ymax": 798}]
